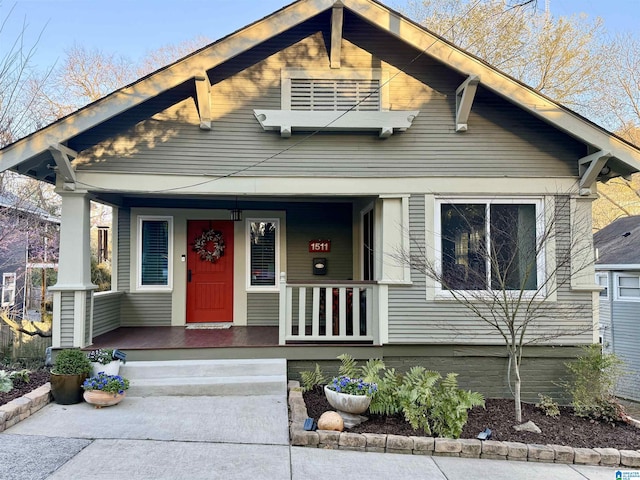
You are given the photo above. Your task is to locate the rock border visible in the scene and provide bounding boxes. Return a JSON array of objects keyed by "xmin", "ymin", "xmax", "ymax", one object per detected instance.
[
  {"xmin": 0, "ymin": 382, "xmax": 51, "ymax": 432},
  {"xmin": 288, "ymin": 381, "xmax": 640, "ymax": 468}
]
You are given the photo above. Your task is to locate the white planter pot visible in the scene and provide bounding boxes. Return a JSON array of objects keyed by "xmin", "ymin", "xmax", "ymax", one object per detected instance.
[
  {"xmin": 91, "ymin": 360, "xmax": 121, "ymax": 377},
  {"xmin": 324, "ymin": 385, "xmax": 371, "ymax": 415}
]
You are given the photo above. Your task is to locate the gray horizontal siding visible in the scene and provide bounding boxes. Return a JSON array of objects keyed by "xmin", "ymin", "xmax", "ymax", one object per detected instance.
[
  {"xmin": 247, "ymin": 293, "xmax": 279, "ymax": 326},
  {"xmin": 85, "ymin": 291, "xmax": 92, "ymax": 345},
  {"xmin": 387, "ymin": 195, "xmax": 594, "ymax": 345},
  {"xmin": 119, "ymin": 293, "xmax": 172, "ymax": 326},
  {"xmin": 60, "ymin": 291, "xmax": 75, "ymax": 347},
  {"xmin": 75, "ymin": 15, "xmax": 584, "ymax": 179},
  {"xmin": 117, "ymin": 208, "xmax": 131, "ymax": 291},
  {"xmin": 286, "ymin": 203, "xmax": 353, "ymax": 281},
  {"xmin": 93, "ymin": 292, "xmax": 123, "ymax": 336},
  {"xmin": 611, "ymin": 299, "xmax": 640, "ymax": 401}
]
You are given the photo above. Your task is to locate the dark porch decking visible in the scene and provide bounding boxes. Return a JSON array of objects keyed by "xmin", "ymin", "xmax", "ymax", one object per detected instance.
[{"xmin": 89, "ymin": 326, "xmax": 382, "ymax": 362}]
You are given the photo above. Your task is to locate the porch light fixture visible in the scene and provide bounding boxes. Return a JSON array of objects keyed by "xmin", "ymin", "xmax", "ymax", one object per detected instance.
[{"xmin": 230, "ymin": 197, "xmax": 242, "ymax": 222}]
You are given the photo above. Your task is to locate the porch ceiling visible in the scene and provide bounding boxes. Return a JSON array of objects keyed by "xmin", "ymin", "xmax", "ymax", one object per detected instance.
[{"xmin": 92, "ymin": 193, "xmax": 372, "ymax": 208}]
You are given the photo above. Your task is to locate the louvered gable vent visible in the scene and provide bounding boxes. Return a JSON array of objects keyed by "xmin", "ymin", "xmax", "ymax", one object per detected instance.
[{"xmin": 291, "ymin": 79, "xmax": 380, "ymax": 111}]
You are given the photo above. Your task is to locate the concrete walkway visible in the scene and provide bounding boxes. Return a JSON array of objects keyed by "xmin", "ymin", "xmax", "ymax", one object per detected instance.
[{"xmin": 0, "ymin": 394, "xmax": 631, "ymax": 480}]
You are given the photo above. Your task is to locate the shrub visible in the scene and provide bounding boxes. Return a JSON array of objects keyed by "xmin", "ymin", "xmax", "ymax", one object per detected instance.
[
  {"xmin": 52, "ymin": 349, "xmax": 92, "ymax": 375},
  {"xmin": 0, "ymin": 370, "xmax": 12, "ymax": 393},
  {"xmin": 536, "ymin": 394, "xmax": 560, "ymax": 417},
  {"xmin": 566, "ymin": 344, "xmax": 626, "ymax": 423}
]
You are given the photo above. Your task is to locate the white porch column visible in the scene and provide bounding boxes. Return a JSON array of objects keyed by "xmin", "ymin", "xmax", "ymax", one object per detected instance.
[
  {"xmin": 50, "ymin": 188, "xmax": 97, "ymax": 348},
  {"xmin": 374, "ymin": 195, "xmax": 411, "ymax": 345},
  {"xmin": 376, "ymin": 195, "xmax": 411, "ymax": 284}
]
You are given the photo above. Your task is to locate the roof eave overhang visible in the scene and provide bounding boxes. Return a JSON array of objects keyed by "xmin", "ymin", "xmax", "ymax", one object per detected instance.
[
  {"xmin": 1, "ymin": 0, "xmax": 639, "ymax": 180},
  {"xmin": 0, "ymin": 0, "xmax": 337, "ymax": 176}
]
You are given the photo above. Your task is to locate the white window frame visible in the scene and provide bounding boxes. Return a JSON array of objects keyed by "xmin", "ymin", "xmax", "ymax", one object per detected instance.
[
  {"xmin": 246, "ymin": 218, "xmax": 280, "ymax": 292},
  {"xmin": 595, "ymin": 272, "xmax": 609, "ymax": 300},
  {"xmin": 281, "ymin": 69, "xmax": 390, "ymax": 111},
  {"xmin": 434, "ymin": 197, "xmax": 545, "ymax": 298},
  {"xmin": 613, "ymin": 273, "xmax": 640, "ymax": 302},
  {"xmin": 1, "ymin": 272, "xmax": 16, "ymax": 307},
  {"xmin": 136, "ymin": 215, "xmax": 173, "ymax": 292}
]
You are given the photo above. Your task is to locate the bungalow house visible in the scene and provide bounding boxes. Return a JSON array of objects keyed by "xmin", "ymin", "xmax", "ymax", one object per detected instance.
[
  {"xmin": 0, "ymin": 191, "xmax": 59, "ymax": 320},
  {"xmin": 1, "ymin": 0, "xmax": 639, "ymax": 400},
  {"xmin": 594, "ymin": 215, "xmax": 640, "ymax": 402}
]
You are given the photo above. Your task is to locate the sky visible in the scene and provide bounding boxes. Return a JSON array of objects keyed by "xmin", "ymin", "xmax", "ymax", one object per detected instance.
[{"xmin": 1, "ymin": 0, "xmax": 638, "ymax": 71}]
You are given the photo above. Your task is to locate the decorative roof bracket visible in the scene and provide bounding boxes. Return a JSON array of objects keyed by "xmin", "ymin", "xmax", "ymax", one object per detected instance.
[
  {"xmin": 195, "ymin": 74, "xmax": 212, "ymax": 130},
  {"xmin": 48, "ymin": 144, "xmax": 77, "ymax": 190},
  {"xmin": 579, "ymin": 150, "xmax": 612, "ymax": 194},
  {"xmin": 331, "ymin": 2, "xmax": 344, "ymax": 69},
  {"xmin": 455, "ymin": 75, "xmax": 480, "ymax": 132}
]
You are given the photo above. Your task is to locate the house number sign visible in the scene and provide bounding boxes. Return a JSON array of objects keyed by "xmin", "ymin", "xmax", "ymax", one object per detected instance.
[{"xmin": 309, "ymin": 240, "xmax": 331, "ymax": 253}]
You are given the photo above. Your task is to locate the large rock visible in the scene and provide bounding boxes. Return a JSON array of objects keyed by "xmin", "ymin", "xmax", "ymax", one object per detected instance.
[
  {"xmin": 318, "ymin": 411, "xmax": 344, "ymax": 432},
  {"xmin": 513, "ymin": 420, "xmax": 541, "ymax": 434}
]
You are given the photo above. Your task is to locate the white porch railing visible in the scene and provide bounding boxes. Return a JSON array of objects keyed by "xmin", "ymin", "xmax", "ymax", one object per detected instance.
[{"xmin": 278, "ymin": 273, "xmax": 379, "ymax": 344}]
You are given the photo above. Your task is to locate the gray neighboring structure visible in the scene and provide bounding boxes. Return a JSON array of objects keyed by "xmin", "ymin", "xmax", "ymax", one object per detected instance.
[
  {"xmin": 0, "ymin": 191, "xmax": 59, "ymax": 319},
  {"xmin": 594, "ymin": 215, "xmax": 640, "ymax": 401}
]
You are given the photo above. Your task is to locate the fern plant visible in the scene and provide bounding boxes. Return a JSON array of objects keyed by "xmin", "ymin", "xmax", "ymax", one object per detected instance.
[
  {"xmin": 397, "ymin": 367, "xmax": 441, "ymax": 434},
  {"xmin": 299, "ymin": 364, "xmax": 326, "ymax": 392},
  {"xmin": 368, "ymin": 367, "xmax": 403, "ymax": 416},
  {"xmin": 429, "ymin": 373, "xmax": 485, "ymax": 438},
  {"xmin": 337, "ymin": 353, "xmax": 359, "ymax": 378}
]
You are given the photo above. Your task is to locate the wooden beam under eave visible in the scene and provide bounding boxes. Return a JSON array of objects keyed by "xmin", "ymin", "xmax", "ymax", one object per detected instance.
[
  {"xmin": 455, "ymin": 75, "xmax": 479, "ymax": 132},
  {"xmin": 579, "ymin": 150, "xmax": 612, "ymax": 192},
  {"xmin": 48, "ymin": 144, "xmax": 77, "ymax": 184},
  {"xmin": 330, "ymin": 3, "xmax": 344, "ymax": 69},
  {"xmin": 195, "ymin": 75, "xmax": 212, "ymax": 130}
]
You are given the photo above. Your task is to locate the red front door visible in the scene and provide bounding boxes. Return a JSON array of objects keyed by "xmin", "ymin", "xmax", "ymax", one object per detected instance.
[{"xmin": 186, "ymin": 220, "xmax": 234, "ymax": 323}]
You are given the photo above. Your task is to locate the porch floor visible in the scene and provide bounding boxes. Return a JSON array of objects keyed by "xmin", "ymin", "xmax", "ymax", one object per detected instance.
[{"xmin": 90, "ymin": 326, "xmax": 280, "ymax": 350}]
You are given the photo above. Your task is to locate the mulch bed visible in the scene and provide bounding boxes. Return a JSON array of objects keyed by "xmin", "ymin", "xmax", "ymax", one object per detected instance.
[
  {"xmin": 0, "ymin": 369, "xmax": 50, "ymax": 407},
  {"xmin": 303, "ymin": 386, "xmax": 640, "ymax": 450}
]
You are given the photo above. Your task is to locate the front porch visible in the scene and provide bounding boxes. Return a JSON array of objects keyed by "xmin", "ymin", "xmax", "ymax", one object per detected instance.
[
  {"xmin": 50, "ymin": 191, "xmax": 411, "ymax": 351},
  {"xmin": 88, "ymin": 325, "xmax": 385, "ymax": 362}
]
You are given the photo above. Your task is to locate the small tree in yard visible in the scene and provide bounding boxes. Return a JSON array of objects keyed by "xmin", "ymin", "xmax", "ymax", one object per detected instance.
[{"xmin": 396, "ymin": 196, "xmax": 596, "ymax": 423}]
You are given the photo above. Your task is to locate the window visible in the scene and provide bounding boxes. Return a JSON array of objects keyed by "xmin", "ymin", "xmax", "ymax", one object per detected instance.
[
  {"xmin": 362, "ymin": 207, "xmax": 374, "ymax": 281},
  {"xmin": 137, "ymin": 216, "xmax": 172, "ymax": 290},
  {"xmin": 247, "ymin": 219, "xmax": 279, "ymax": 290},
  {"xmin": 436, "ymin": 199, "xmax": 542, "ymax": 292},
  {"xmin": 614, "ymin": 273, "xmax": 640, "ymax": 301},
  {"xmin": 595, "ymin": 273, "xmax": 609, "ymax": 300},
  {"xmin": 1, "ymin": 273, "xmax": 16, "ymax": 306}
]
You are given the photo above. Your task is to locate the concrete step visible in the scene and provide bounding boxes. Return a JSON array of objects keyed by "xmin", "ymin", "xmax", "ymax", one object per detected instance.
[
  {"xmin": 119, "ymin": 358, "xmax": 287, "ymax": 397},
  {"xmin": 120, "ymin": 358, "xmax": 285, "ymax": 380}
]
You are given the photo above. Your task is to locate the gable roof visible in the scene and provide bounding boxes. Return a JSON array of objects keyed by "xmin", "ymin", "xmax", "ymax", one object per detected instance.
[
  {"xmin": 0, "ymin": 191, "xmax": 59, "ymax": 224},
  {"xmin": 1, "ymin": 0, "xmax": 640, "ymax": 184},
  {"xmin": 594, "ymin": 215, "xmax": 640, "ymax": 267}
]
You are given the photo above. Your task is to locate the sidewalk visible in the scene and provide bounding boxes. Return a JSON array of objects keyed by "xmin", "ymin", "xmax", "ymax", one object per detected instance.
[{"xmin": 0, "ymin": 394, "xmax": 631, "ymax": 480}]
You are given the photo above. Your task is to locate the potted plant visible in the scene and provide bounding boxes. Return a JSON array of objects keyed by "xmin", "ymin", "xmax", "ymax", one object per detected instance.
[
  {"xmin": 87, "ymin": 348, "xmax": 124, "ymax": 376},
  {"xmin": 324, "ymin": 375, "xmax": 377, "ymax": 421},
  {"xmin": 82, "ymin": 372, "xmax": 130, "ymax": 408},
  {"xmin": 50, "ymin": 349, "xmax": 93, "ymax": 405}
]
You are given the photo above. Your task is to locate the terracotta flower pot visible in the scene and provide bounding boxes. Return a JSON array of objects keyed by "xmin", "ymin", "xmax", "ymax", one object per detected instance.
[{"xmin": 83, "ymin": 390, "xmax": 126, "ymax": 408}]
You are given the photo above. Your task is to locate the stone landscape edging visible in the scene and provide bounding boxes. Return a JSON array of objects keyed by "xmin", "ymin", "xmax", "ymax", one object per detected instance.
[
  {"xmin": 288, "ymin": 381, "xmax": 640, "ymax": 469},
  {"xmin": 0, "ymin": 382, "xmax": 51, "ymax": 432}
]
